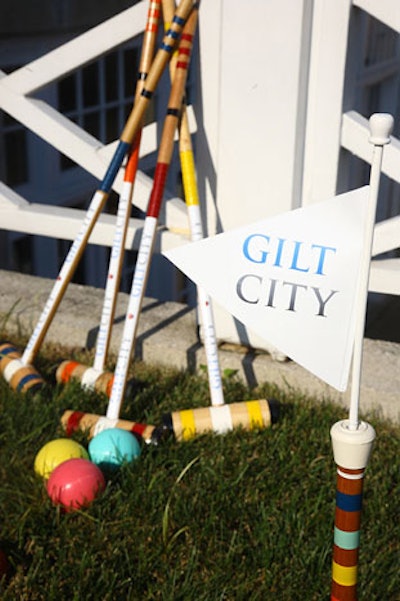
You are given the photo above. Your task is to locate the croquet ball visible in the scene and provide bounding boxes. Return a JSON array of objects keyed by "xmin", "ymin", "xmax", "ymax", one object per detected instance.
[
  {"xmin": 34, "ymin": 438, "xmax": 89, "ymax": 480},
  {"xmin": 88, "ymin": 428, "xmax": 141, "ymax": 471},
  {"xmin": 46, "ymin": 458, "xmax": 105, "ymax": 512}
]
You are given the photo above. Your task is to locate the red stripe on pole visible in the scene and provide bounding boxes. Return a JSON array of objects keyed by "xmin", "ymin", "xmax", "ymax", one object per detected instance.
[
  {"xmin": 181, "ymin": 33, "xmax": 194, "ymax": 42},
  {"xmin": 178, "ymin": 47, "xmax": 191, "ymax": 56},
  {"xmin": 147, "ymin": 162, "xmax": 169, "ymax": 217}
]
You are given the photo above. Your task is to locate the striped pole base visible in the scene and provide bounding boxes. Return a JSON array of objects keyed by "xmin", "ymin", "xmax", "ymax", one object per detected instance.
[
  {"xmin": 0, "ymin": 343, "xmax": 44, "ymax": 393},
  {"xmin": 330, "ymin": 420, "xmax": 376, "ymax": 601},
  {"xmin": 157, "ymin": 398, "xmax": 279, "ymax": 441},
  {"xmin": 331, "ymin": 465, "xmax": 364, "ymax": 600},
  {"xmin": 61, "ymin": 410, "xmax": 155, "ymax": 443},
  {"xmin": 56, "ymin": 361, "xmax": 114, "ymax": 397}
]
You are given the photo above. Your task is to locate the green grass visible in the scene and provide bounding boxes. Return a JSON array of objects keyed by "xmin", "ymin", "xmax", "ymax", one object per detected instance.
[{"xmin": 0, "ymin": 337, "xmax": 399, "ymax": 600}]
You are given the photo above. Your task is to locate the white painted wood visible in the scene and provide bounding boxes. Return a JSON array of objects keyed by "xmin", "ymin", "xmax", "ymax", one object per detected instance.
[
  {"xmin": 0, "ymin": 74, "xmax": 191, "ymax": 231},
  {"xmin": 195, "ymin": 0, "xmax": 223, "ymax": 239},
  {"xmin": 215, "ymin": 0, "xmax": 309, "ymax": 229},
  {"xmin": 370, "ymin": 259, "xmax": 400, "ymax": 294},
  {"xmin": 373, "ymin": 216, "xmax": 400, "ymax": 256},
  {"xmin": 1, "ymin": 0, "xmax": 399, "ymax": 355},
  {"xmin": 0, "ymin": 182, "xmax": 28, "ymax": 208},
  {"xmin": 353, "ymin": 0, "xmax": 400, "ymax": 33},
  {"xmin": 3, "ymin": 2, "xmax": 148, "ymax": 94},
  {"xmin": 194, "ymin": 0, "xmax": 315, "ymax": 356},
  {"xmin": 0, "ymin": 197, "xmax": 188, "ymax": 252},
  {"xmin": 301, "ymin": 0, "xmax": 352, "ymax": 205}
]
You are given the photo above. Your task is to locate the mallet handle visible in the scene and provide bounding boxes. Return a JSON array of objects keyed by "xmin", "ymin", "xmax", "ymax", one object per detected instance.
[
  {"xmin": 107, "ymin": 4, "xmax": 199, "ymax": 419},
  {"xmin": 93, "ymin": 0, "xmax": 162, "ymax": 373},
  {"xmin": 21, "ymin": 0, "xmax": 195, "ymax": 366}
]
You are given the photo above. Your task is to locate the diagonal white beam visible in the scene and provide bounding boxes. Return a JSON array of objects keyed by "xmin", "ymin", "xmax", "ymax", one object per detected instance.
[
  {"xmin": 353, "ymin": 0, "xmax": 400, "ymax": 33},
  {"xmin": 2, "ymin": 1, "xmax": 148, "ymax": 95}
]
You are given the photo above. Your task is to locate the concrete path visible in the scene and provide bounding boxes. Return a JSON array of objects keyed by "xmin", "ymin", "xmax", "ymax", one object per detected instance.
[{"xmin": 0, "ymin": 269, "xmax": 399, "ymax": 423}]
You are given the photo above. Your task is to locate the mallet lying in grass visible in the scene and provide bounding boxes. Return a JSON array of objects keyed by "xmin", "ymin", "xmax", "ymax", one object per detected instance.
[
  {"xmin": 56, "ymin": 0, "xmax": 161, "ymax": 397},
  {"xmin": 0, "ymin": 0, "xmax": 196, "ymax": 393},
  {"xmin": 156, "ymin": 103, "xmax": 280, "ymax": 440},
  {"xmin": 61, "ymin": 409, "xmax": 156, "ymax": 443}
]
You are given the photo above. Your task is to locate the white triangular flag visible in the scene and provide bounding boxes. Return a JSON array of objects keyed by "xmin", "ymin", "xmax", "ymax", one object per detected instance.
[{"xmin": 164, "ymin": 187, "xmax": 370, "ymax": 391}]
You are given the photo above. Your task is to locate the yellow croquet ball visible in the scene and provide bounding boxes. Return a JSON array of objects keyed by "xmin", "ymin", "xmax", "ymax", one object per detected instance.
[{"xmin": 34, "ymin": 438, "xmax": 89, "ymax": 480}]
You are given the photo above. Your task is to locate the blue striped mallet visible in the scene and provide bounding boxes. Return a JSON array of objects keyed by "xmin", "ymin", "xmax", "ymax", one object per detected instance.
[{"xmin": 0, "ymin": 0, "xmax": 196, "ymax": 393}]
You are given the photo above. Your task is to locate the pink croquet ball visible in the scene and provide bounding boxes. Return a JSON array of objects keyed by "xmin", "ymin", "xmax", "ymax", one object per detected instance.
[{"xmin": 46, "ymin": 458, "xmax": 105, "ymax": 512}]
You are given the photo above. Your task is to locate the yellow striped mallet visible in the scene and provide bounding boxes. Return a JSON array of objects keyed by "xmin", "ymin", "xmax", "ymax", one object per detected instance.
[{"xmin": 152, "ymin": 0, "xmax": 280, "ymax": 442}]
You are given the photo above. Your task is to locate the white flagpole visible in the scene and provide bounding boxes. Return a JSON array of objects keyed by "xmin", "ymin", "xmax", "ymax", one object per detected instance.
[
  {"xmin": 330, "ymin": 112, "xmax": 393, "ymax": 600},
  {"xmin": 348, "ymin": 113, "xmax": 393, "ymax": 430}
]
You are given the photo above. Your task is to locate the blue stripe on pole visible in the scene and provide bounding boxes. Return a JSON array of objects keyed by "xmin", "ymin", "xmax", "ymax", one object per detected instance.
[
  {"xmin": 336, "ymin": 491, "xmax": 363, "ymax": 512},
  {"xmin": 99, "ymin": 141, "xmax": 130, "ymax": 192},
  {"xmin": 172, "ymin": 15, "xmax": 185, "ymax": 27}
]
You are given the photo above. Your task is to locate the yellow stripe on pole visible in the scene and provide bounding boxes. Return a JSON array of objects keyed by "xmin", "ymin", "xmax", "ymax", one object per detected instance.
[
  {"xmin": 332, "ymin": 561, "xmax": 358, "ymax": 587},
  {"xmin": 246, "ymin": 400, "xmax": 264, "ymax": 429},
  {"xmin": 181, "ymin": 149, "xmax": 199, "ymax": 206}
]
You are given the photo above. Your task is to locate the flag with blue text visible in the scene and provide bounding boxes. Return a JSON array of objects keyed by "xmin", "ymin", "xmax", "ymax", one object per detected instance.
[{"xmin": 164, "ymin": 187, "xmax": 370, "ymax": 391}]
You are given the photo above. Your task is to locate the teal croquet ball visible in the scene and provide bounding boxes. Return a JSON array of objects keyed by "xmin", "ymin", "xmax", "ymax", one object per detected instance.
[{"xmin": 88, "ymin": 428, "xmax": 141, "ymax": 471}]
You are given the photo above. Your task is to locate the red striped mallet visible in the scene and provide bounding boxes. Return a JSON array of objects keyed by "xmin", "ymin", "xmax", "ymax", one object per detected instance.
[
  {"xmin": 56, "ymin": 0, "xmax": 162, "ymax": 396},
  {"xmin": 61, "ymin": 409, "xmax": 156, "ymax": 443},
  {"xmin": 0, "ymin": 0, "xmax": 196, "ymax": 393},
  {"xmin": 330, "ymin": 113, "xmax": 393, "ymax": 601},
  {"xmin": 105, "ymin": 3, "xmax": 199, "ymax": 423}
]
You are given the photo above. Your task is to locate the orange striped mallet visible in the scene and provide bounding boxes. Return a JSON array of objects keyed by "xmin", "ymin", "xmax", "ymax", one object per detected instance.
[
  {"xmin": 0, "ymin": 0, "xmax": 196, "ymax": 393},
  {"xmin": 149, "ymin": 0, "xmax": 280, "ymax": 442},
  {"xmin": 56, "ymin": 0, "xmax": 162, "ymax": 397}
]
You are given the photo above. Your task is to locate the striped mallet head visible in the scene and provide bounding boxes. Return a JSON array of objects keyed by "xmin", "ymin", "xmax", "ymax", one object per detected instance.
[
  {"xmin": 61, "ymin": 410, "xmax": 155, "ymax": 444},
  {"xmin": 0, "ymin": 342, "xmax": 44, "ymax": 393},
  {"xmin": 152, "ymin": 398, "xmax": 280, "ymax": 442},
  {"xmin": 55, "ymin": 0, "xmax": 162, "ymax": 394}
]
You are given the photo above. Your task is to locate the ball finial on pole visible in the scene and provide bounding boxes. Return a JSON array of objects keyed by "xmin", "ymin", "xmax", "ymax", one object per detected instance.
[{"xmin": 368, "ymin": 113, "xmax": 394, "ymax": 145}]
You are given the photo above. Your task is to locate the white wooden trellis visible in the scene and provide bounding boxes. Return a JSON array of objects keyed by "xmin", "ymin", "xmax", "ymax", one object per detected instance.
[
  {"xmin": 0, "ymin": 2, "xmax": 192, "ymax": 252},
  {"xmin": 302, "ymin": 0, "xmax": 400, "ymax": 297},
  {"xmin": 0, "ymin": 0, "xmax": 399, "ymax": 353}
]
